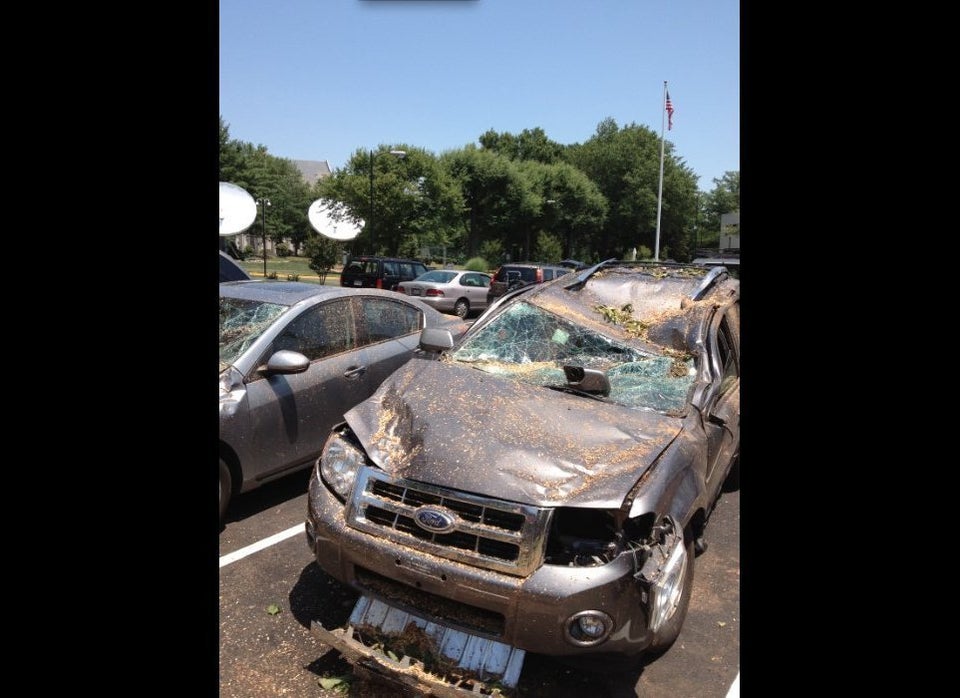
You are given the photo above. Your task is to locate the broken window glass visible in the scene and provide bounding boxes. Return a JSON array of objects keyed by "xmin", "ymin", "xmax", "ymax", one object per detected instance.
[
  {"xmin": 450, "ymin": 302, "xmax": 695, "ymax": 414},
  {"xmin": 219, "ymin": 298, "xmax": 288, "ymax": 365}
]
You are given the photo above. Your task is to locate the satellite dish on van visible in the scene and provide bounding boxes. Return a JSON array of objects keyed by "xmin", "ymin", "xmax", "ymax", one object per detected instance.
[
  {"xmin": 219, "ymin": 182, "xmax": 257, "ymax": 236},
  {"xmin": 308, "ymin": 198, "xmax": 363, "ymax": 241}
]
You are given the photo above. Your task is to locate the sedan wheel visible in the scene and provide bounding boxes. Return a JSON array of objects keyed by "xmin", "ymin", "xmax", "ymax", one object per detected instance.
[{"xmin": 454, "ymin": 299, "xmax": 470, "ymax": 318}]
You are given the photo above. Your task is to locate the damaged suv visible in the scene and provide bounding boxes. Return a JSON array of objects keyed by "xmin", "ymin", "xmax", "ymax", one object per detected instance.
[{"xmin": 305, "ymin": 260, "xmax": 740, "ymax": 693}]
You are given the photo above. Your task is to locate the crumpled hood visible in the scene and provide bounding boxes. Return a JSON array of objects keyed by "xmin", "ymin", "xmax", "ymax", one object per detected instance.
[{"xmin": 343, "ymin": 358, "xmax": 683, "ymax": 508}]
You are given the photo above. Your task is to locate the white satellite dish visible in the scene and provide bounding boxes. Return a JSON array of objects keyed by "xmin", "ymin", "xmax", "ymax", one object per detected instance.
[
  {"xmin": 219, "ymin": 182, "xmax": 258, "ymax": 236},
  {"xmin": 308, "ymin": 198, "xmax": 363, "ymax": 241}
]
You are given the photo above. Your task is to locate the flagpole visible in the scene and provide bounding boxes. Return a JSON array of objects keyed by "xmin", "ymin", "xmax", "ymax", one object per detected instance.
[{"xmin": 654, "ymin": 80, "xmax": 667, "ymax": 261}]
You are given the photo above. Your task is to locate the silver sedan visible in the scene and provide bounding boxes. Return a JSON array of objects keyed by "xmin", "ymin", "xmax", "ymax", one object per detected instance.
[
  {"xmin": 219, "ymin": 280, "xmax": 469, "ymax": 522},
  {"xmin": 397, "ymin": 269, "xmax": 492, "ymax": 318}
]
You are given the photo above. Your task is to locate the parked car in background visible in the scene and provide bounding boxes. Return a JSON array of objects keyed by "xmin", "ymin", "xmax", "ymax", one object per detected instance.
[
  {"xmin": 305, "ymin": 261, "xmax": 740, "ymax": 694},
  {"xmin": 219, "ymin": 250, "xmax": 251, "ymax": 282},
  {"xmin": 486, "ymin": 261, "xmax": 572, "ymax": 305},
  {"xmin": 396, "ymin": 269, "xmax": 492, "ymax": 318},
  {"xmin": 219, "ymin": 280, "xmax": 469, "ymax": 522},
  {"xmin": 340, "ymin": 256, "xmax": 430, "ymax": 291}
]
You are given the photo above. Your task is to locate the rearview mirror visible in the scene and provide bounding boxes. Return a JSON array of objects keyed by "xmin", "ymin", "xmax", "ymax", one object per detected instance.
[{"xmin": 562, "ymin": 365, "xmax": 611, "ymax": 396}]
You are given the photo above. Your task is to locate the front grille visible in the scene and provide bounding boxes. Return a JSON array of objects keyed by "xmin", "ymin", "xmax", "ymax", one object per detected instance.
[{"xmin": 346, "ymin": 467, "xmax": 551, "ymax": 576}]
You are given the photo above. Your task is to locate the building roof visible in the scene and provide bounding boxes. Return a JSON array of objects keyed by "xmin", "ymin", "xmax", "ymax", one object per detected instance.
[{"xmin": 292, "ymin": 160, "xmax": 332, "ymax": 185}]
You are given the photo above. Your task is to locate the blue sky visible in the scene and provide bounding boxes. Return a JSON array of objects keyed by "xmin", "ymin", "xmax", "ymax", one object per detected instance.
[{"xmin": 219, "ymin": 0, "xmax": 739, "ymax": 192}]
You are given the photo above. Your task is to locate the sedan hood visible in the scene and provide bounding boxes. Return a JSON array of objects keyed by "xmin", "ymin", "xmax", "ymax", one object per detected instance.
[{"xmin": 343, "ymin": 358, "xmax": 683, "ymax": 508}]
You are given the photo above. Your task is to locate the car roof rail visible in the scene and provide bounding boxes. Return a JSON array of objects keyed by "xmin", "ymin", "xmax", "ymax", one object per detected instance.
[
  {"xmin": 561, "ymin": 258, "xmax": 620, "ymax": 289},
  {"xmin": 690, "ymin": 266, "xmax": 729, "ymax": 300}
]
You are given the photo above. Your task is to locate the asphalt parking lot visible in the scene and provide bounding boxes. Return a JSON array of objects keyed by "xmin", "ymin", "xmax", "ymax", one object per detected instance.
[{"xmin": 219, "ymin": 471, "xmax": 739, "ymax": 697}]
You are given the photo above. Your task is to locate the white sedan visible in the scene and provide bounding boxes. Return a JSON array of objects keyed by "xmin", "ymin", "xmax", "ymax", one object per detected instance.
[{"xmin": 396, "ymin": 269, "xmax": 491, "ymax": 318}]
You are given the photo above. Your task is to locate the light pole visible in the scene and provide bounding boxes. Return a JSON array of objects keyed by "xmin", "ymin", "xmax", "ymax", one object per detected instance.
[
  {"xmin": 256, "ymin": 198, "xmax": 271, "ymax": 277},
  {"xmin": 368, "ymin": 149, "xmax": 407, "ymax": 255}
]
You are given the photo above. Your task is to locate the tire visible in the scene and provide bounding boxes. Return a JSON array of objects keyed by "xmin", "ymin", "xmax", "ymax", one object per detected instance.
[
  {"xmin": 219, "ymin": 458, "xmax": 233, "ymax": 522},
  {"xmin": 454, "ymin": 298, "xmax": 470, "ymax": 318},
  {"xmin": 646, "ymin": 528, "xmax": 695, "ymax": 655}
]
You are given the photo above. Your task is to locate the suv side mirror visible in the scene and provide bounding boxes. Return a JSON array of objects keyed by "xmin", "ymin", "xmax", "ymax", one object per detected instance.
[{"xmin": 419, "ymin": 328, "xmax": 454, "ymax": 353}]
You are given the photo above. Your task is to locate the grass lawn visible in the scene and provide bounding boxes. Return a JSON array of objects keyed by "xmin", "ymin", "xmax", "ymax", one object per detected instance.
[{"xmin": 239, "ymin": 256, "xmax": 339, "ymax": 285}]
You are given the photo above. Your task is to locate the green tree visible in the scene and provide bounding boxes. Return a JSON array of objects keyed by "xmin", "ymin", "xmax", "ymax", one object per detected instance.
[
  {"xmin": 700, "ymin": 171, "xmax": 740, "ymax": 248},
  {"xmin": 219, "ymin": 118, "xmax": 313, "ymax": 256},
  {"xmin": 534, "ymin": 231, "xmax": 563, "ymax": 262},
  {"xmin": 304, "ymin": 234, "xmax": 342, "ymax": 283},
  {"xmin": 519, "ymin": 159, "xmax": 608, "ymax": 261},
  {"xmin": 479, "ymin": 127, "xmax": 565, "ymax": 164},
  {"xmin": 566, "ymin": 118, "xmax": 698, "ymax": 261},
  {"xmin": 441, "ymin": 146, "xmax": 538, "ymax": 260},
  {"xmin": 316, "ymin": 146, "xmax": 463, "ymax": 258}
]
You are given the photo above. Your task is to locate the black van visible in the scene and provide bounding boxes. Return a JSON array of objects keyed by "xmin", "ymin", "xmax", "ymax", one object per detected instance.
[{"xmin": 340, "ymin": 256, "xmax": 430, "ymax": 291}]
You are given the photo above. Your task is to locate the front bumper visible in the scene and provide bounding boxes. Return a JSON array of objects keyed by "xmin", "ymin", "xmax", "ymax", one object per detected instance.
[
  {"xmin": 311, "ymin": 594, "xmax": 526, "ymax": 695},
  {"xmin": 305, "ymin": 472, "xmax": 655, "ymax": 660}
]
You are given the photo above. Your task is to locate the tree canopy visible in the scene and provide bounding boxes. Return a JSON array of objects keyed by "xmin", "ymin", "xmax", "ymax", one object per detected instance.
[{"xmin": 220, "ymin": 114, "xmax": 738, "ymax": 266}]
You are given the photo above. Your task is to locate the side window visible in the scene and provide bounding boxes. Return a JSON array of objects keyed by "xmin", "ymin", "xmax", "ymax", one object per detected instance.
[
  {"xmin": 272, "ymin": 299, "xmax": 354, "ymax": 362},
  {"xmin": 357, "ymin": 297, "xmax": 423, "ymax": 345},
  {"xmin": 383, "ymin": 261, "xmax": 399, "ymax": 278},
  {"xmin": 716, "ymin": 305, "xmax": 739, "ymax": 396},
  {"xmin": 543, "ymin": 269, "xmax": 555, "ymax": 281}
]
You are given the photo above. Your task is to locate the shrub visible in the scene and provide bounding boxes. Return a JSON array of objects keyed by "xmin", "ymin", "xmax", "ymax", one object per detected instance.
[
  {"xmin": 286, "ymin": 274, "xmax": 300, "ymax": 281},
  {"xmin": 463, "ymin": 257, "xmax": 489, "ymax": 272},
  {"xmin": 266, "ymin": 271, "xmax": 278, "ymax": 279}
]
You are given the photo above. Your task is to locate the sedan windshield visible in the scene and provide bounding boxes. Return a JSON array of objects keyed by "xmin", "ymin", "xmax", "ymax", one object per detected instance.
[
  {"xmin": 220, "ymin": 297, "xmax": 289, "ymax": 366},
  {"xmin": 449, "ymin": 302, "xmax": 695, "ymax": 414}
]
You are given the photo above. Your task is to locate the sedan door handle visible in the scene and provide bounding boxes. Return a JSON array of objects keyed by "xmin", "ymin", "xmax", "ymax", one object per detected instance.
[{"xmin": 344, "ymin": 365, "xmax": 366, "ymax": 379}]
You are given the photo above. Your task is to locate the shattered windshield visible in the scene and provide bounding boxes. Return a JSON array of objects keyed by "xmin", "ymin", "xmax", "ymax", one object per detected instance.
[
  {"xmin": 449, "ymin": 301, "xmax": 695, "ymax": 414},
  {"xmin": 219, "ymin": 297, "xmax": 289, "ymax": 367}
]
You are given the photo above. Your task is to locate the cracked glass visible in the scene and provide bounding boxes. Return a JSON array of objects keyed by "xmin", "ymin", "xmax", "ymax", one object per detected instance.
[
  {"xmin": 450, "ymin": 301, "xmax": 695, "ymax": 414},
  {"xmin": 219, "ymin": 297, "xmax": 288, "ymax": 367}
]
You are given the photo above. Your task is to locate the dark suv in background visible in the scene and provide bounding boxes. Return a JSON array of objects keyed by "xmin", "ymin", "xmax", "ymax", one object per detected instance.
[
  {"xmin": 341, "ymin": 256, "xmax": 430, "ymax": 291},
  {"xmin": 487, "ymin": 262, "xmax": 571, "ymax": 304}
]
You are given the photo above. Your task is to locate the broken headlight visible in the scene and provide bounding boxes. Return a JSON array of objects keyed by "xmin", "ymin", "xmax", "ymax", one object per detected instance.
[{"xmin": 318, "ymin": 433, "xmax": 366, "ymax": 500}]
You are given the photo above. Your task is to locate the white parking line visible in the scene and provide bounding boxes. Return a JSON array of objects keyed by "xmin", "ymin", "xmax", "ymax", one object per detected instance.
[
  {"xmin": 219, "ymin": 523, "xmax": 304, "ymax": 568},
  {"xmin": 726, "ymin": 672, "xmax": 739, "ymax": 698}
]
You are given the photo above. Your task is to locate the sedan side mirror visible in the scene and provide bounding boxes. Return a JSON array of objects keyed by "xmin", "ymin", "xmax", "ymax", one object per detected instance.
[{"xmin": 263, "ymin": 349, "xmax": 310, "ymax": 374}]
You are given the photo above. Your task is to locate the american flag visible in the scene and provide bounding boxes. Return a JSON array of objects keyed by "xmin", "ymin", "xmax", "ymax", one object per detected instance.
[{"xmin": 665, "ymin": 91, "xmax": 674, "ymax": 131}]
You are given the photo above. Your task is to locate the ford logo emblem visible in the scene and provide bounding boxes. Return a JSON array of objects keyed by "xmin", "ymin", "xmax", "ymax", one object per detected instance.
[{"xmin": 414, "ymin": 506, "xmax": 457, "ymax": 534}]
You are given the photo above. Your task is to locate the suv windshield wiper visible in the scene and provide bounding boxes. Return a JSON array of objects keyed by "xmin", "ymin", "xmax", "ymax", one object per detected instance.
[{"xmin": 543, "ymin": 383, "xmax": 610, "ymax": 402}]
